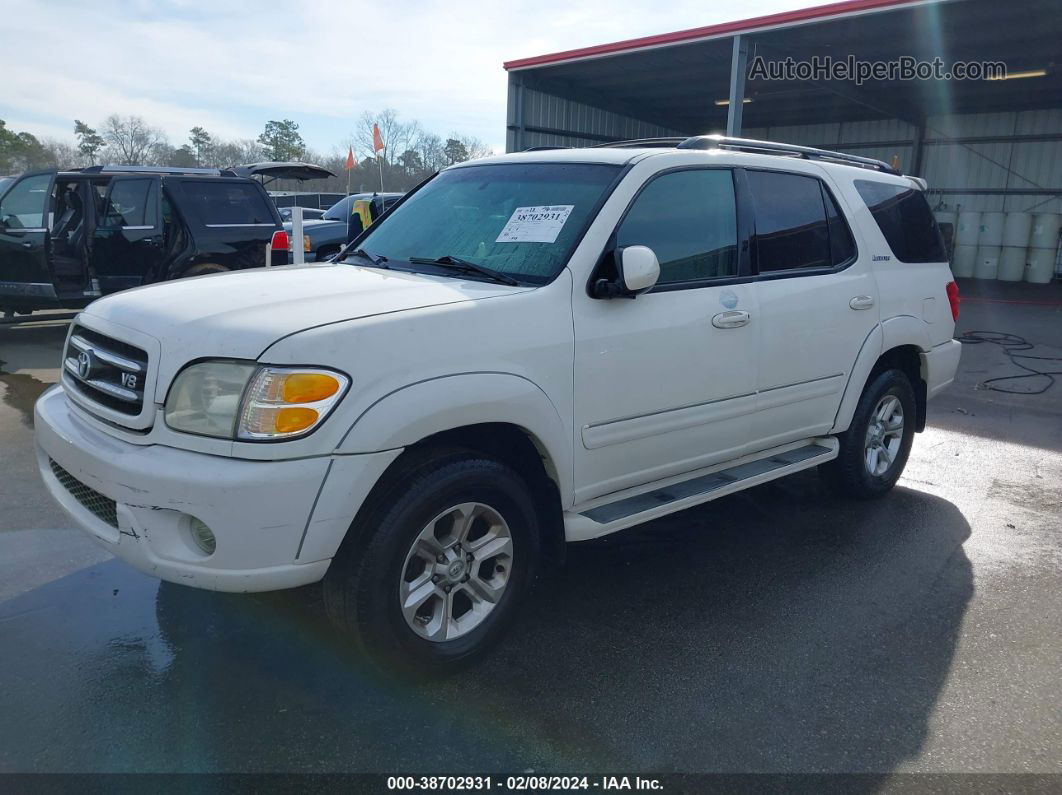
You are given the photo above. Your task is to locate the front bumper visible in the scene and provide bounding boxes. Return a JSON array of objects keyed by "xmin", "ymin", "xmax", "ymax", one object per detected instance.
[{"xmin": 34, "ymin": 386, "xmax": 398, "ymax": 592}]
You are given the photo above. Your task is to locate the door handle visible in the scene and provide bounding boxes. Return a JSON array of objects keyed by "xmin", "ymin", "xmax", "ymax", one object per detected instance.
[
  {"xmin": 849, "ymin": 295, "xmax": 875, "ymax": 310},
  {"xmin": 22, "ymin": 241, "xmax": 33, "ymax": 249},
  {"xmin": 712, "ymin": 310, "xmax": 750, "ymax": 329}
]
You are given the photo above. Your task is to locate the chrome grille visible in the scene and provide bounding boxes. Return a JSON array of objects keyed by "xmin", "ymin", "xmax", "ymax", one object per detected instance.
[
  {"xmin": 63, "ymin": 325, "xmax": 149, "ymax": 416},
  {"xmin": 49, "ymin": 459, "xmax": 118, "ymax": 529}
]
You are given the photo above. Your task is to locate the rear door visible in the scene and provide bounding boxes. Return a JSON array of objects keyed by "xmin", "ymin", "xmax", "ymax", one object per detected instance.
[
  {"xmin": 0, "ymin": 170, "xmax": 57, "ymax": 303},
  {"xmin": 91, "ymin": 176, "xmax": 165, "ymax": 293},
  {"xmin": 746, "ymin": 167, "xmax": 879, "ymax": 450},
  {"xmin": 175, "ymin": 178, "xmax": 281, "ymax": 270}
]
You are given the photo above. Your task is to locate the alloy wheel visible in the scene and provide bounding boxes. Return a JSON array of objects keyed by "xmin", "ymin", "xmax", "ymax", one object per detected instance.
[
  {"xmin": 398, "ymin": 502, "xmax": 514, "ymax": 642},
  {"xmin": 864, "ymin": 395, "xmax": 904, "ymax": 477}
]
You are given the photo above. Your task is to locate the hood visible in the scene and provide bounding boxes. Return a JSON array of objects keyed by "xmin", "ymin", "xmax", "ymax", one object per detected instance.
[{"xmin": 81, "ymin": 264, "xmax": 527, "ymax": 394}]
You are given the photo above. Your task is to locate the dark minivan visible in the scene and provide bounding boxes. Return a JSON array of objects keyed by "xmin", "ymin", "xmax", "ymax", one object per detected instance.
[{"xmin": 0, "ymin": 165, "xmax": 287, "ymax": 316}]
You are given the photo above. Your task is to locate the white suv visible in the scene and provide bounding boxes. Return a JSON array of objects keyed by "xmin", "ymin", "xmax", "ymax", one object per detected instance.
[{"xmin": 35, "ymin": 136, "xmax": 962, "ymax": 669}]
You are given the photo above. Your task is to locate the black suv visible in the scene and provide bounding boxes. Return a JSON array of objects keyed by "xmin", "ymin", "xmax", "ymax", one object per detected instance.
[{"xmin": 0, "ymin": 165, "xmax": 286, "ymax": 316}]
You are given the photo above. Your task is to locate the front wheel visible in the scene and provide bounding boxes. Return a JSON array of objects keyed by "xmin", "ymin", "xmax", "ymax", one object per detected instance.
[
  {"xmin": 820, "ymin": 368, "xmax": 916, "ymax": 499},
  {"xmin": 323, "ymin": 451, "xmax": 540, "ymax": 673}
]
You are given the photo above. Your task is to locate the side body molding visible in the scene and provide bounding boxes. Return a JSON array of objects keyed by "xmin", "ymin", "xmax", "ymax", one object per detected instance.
[
  {"xmin": 336, "ymin": 372, "xmax": 574, "ymax": 506},
  {"xmin": 831, "ymin": 315, "xmax": 932, "ymax": 434}
]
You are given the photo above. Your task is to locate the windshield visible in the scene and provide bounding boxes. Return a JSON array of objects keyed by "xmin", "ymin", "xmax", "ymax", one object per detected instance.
[{"xmin": 347, "ymin": 162, "xmax": 621, "ymax": 284}]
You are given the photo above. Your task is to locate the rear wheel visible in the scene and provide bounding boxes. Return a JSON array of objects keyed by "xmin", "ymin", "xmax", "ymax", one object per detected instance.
[
  {"xmin": 323, "ymin": 450, "xmax": 539, "ymax": 673},
  {"xmin": 821, "ymin": 368, "xmax": 916, "ymax": 499}
]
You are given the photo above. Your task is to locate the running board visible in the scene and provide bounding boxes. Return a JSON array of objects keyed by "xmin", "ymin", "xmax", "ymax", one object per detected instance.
[{"xmin": 564, "ymin": 438, "xmax": 838, "ymax": 542}]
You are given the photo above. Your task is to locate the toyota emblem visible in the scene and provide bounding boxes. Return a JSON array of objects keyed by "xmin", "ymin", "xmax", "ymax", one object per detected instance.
[{"xmin": 77, "ymin": 350, "xmax": 93, "ymax": 379}]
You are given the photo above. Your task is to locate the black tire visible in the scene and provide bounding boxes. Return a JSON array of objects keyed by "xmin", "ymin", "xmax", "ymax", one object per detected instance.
[
  {"xmin": 820, "ymin": 368, "xmax": 916, "ymax": 499},
  {"xmin": 183, "ymin": 263, "xmax": 230, "ymax": 277},
  {"xmin": 323, "ymin": 449, "xmax": 540, "ymax": 674}
]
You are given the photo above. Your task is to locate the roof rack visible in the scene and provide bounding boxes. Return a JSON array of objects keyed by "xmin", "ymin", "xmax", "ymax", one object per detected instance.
[
  {"xmin": 590, "ymin": 137, "xmax": 687, "ymax": 149},
  {"xmin": 677, "ymin": 135, "xmax": 900, "ymax": 174},
  {"xmin": 79, "ymin": 164, "xmax": 237, "ymax": 176}
]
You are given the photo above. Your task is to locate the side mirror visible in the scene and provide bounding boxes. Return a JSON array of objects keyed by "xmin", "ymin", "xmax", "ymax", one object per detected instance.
[{"xmin": 592, "ymin": 245, "xmax": 660, "ymax": 299}]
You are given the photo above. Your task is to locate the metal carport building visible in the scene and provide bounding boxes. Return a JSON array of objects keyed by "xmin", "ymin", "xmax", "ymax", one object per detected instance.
[{"xmin": 503, "ymin": 0, "xmax": 1062, "ymax": 282}]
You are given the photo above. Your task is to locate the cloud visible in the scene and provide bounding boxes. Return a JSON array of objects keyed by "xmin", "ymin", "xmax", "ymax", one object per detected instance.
[{"xmin": 2, "ymin": 0, "xmax": 808, "ymax": 154}]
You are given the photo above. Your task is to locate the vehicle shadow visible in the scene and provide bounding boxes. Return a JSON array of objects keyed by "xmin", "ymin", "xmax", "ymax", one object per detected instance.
[{"xmin": 0, "ymin": 471, "xmax": 972, "ymax": 776}]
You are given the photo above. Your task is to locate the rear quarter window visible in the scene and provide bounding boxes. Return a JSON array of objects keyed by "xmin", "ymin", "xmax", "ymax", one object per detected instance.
[
  {"xmin": 854, "ymin": 179, "xmax": 946, "ymax": 263},
  {"xmin": 181, "ymin": 181, "xmax": 275, "ymax": 226}
]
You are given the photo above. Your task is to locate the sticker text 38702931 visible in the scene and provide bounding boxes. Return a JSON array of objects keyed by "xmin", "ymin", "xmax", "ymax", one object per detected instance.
[{"xmin": 495, "ymin": 205, "xmax": 574, "ymax": 244}]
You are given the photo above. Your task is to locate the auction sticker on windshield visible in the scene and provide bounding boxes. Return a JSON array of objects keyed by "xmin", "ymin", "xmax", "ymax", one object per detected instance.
[{"xmin": 496, "ymin": 205, "xmax": 574, "ymax": 243}]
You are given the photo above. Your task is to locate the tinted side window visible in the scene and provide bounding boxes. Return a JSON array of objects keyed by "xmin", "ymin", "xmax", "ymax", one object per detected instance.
[
  {"xmin": 183, "ymin": 181, "xmax": 275, "ymax": 225},
  {"xmin": 323, "ymin": 195, "xmax": 354, "ymax": 221},
  {"xmin": 823, "ymin": 184, "xmax": 856, "ymax": 266},
  {"xmin": 616, "ymin": 169, "xmax": 738, "ymax": 284},
  {"xmin": 0, "ymin": 173, "xmax": 51, "ymax": 229},
  {"xmin": 854, "ymin": 180, "xmax": 945, "ymax": 262},
  {"xmin": 101, "ymin": 178, "xmax": 154, "ymax": 227},
  {"xmin": 747, "ymin": 170, "xmax": 831, "ymax": 272}
]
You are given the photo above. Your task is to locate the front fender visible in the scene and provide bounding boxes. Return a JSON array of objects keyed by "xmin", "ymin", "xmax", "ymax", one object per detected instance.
[{"xmin": 336, "ymin": 372, "xmax": 574, "ymax": 506}]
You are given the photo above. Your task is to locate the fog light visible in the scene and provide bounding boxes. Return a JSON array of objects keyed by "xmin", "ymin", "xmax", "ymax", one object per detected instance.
[{"xmin": 189, "ymin": 517, "xmax": 216, "ymax": 555}]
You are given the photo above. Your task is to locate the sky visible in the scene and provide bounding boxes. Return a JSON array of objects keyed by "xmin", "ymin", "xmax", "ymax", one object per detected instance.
[{"xmin": 1, "ymin": 0, "xmax": 815, "ymax": 157}]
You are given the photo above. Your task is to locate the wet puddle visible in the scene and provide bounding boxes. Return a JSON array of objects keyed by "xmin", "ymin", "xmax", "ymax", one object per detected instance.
[{"xmin": 0, "ymin": 363, "xmax": 53, "ymax": 427}]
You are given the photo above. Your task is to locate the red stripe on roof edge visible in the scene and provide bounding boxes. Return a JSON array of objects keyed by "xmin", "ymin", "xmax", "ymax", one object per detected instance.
[{"xmin": 503, "ymin": 0, "xmax": 925, "ymax": 70}]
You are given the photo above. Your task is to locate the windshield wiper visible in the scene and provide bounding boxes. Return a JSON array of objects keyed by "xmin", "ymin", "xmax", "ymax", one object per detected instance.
[
  {"xmin": 347, "ymin": 248, "xmax": 389, "ymax": 268},
  {"xmin": 407, "ymin": 255, "xmax": 519, "ymax": 286}
]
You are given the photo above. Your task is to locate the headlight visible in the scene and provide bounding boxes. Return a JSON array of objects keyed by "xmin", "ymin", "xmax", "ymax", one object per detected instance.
[
  {"xmin": 237, "ymin": 367, "xmax": 348, "ymax": 440},
  {"xmin": 164, "ymin": 361, "xmax": 349, "ymax": 441}
]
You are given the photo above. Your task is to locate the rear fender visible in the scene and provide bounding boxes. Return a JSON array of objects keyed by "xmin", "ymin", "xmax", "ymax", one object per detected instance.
[{"xmin": 832, "ymin": 316, "xmax": 931, "ymax": 433}]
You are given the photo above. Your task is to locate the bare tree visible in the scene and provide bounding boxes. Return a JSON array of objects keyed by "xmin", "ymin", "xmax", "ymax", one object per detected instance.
[
  {"xmin": 102, "ymin": 114, "xmax": 166, "ymax": 165},
  {"xmin": 459, "ymin": 134, "xmax": 494, "ymax": 160},
  {"xmin": 210, "ymin": 138, "xmax": 264, "ymax": 167},
  {"xmin": 352, "ymin": 109, "xmax": 421, "ymax": 167}
]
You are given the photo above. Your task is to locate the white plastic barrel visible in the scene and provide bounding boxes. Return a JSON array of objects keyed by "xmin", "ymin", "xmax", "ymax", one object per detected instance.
[
  {"xmin": 955, "ymin": 211, "xmax": 982, "ymax": 247},
  {"xmin": 1028, "ymin": 213, "xmax": 1062, "ymax": 250},
  {"xmin": 1002, "ymin": 212, "xmax": 1032, "ymax": 247},
  {"xmin": 978, "ymin": 212, "xmax": 1005, "ymax": 247},
  {"xmin": 1025, "ymin": 247, "xmax": 1057, "ymax": 284},
  {"xmin": 998, "ymin": 247, "xmax": 1026, "ymax": 281},
  {"xmin": 951, "ymin": 244, "xmax": 978, "ymax": 277},
  {"xmin": 974, "ymin": 245, "xmax": 1001, "ymax": 279}
]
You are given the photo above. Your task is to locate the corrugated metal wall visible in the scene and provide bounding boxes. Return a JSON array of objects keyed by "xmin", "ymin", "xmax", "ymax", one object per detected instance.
[
  {"xmin": 507, "ymin": 83, "xmax": 684, "ymax": 152},
  {"xmin": 508, "ymin": 80, "xmax": 1062, "ymax": 214},
  {"xmin": 748, "ymin": 109, "xmax": 1062, "ymax": 214}
]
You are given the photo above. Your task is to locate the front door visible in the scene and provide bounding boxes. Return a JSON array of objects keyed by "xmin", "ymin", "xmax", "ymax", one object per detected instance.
[
  {"xmin": 744, "ymin": 167, "xmax": 880, "ymax": 449},
  {"xmin": 572, "ymin": 167, "xmax": 759, "ymax": 504},
  {"xmin": 0, "ymin": 170, "xmax": 57, "ymax": 307},
  {"xmin": 91, "ymin": 176, "xmax": 164, "ymax": 293}
]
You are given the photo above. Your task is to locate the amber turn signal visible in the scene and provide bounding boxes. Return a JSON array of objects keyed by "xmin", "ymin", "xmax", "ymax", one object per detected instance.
[
  {"xmin": 273, "ymin": 407, "xmax": 320, "ymax": 434},
  {"xmin": 282, "ymin": 373, "xmax": 341, "ymax": 404}
]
